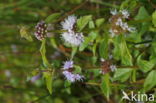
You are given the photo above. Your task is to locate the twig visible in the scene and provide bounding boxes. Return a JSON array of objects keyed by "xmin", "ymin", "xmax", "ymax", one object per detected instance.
[
  {"xmin": 127, "ymin": 40, "xmax": 153, "ymax": 45},
  {"xmin": 91, "ymin": 0, "xmax": 119, "ymax": 8}
]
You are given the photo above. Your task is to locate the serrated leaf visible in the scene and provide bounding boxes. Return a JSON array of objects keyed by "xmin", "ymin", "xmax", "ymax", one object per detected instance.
[
  {"xmin": 95, "ymin": 18, "xmax": 105, "ymax": 27},
  {"xmin": 144, "ymin": 70, "xmax": 156, "ymax": 91},
  {"xmin": 45, "ymin": 13, "xmax": 61, "ymax": 23},
  {"xmin": 135, "ymin": 6, "xmax": 151, "ymax": 36},
  {"xmin": 113, "ymin": 68, "xmax": 132, "ymax": 82},
  {"xmin": 135, "ymin": 6, "xmax": 149, "ymax": 20},
  {"xmin": 79, "ymin": 31, "xmax": 97, "ymax": 51},
  {"xmin": 113, "ymin": 35, "xmax": 132, "ymax": 65},
  {"xmin": 89, "ymin": 21, "xmax": 95, "ymax": 29},
  {"xmin": 101, "ymin": 74, "xmax": 110, "ymax": 99},
  {"xmin": 77, "ymin": 15, "xmax": 92, "ymax": 31},
  {"xmin": 43, "ymin": 70, "xmax": 54, "ymax": 94},
  {"xmin": 99, "ymin": 34, "xmax": 109, "ymax": 59},
  {"xmin": 20, "ymin": 26, "xmax": 33, "ymax": 41},
  {"xmin": 40, "ymin": 39, "xmax": 49, "ymax": 67},
  {"xmin": 152, "ymin": 11, "xmax": 156, "ymax": 27},
  {"xmin": 137, "ymin": 55, "xmax": 155, "ymax": 73}
]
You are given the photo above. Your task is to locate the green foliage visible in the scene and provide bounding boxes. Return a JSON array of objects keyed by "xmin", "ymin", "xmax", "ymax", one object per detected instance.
[
  {"xmin": 40, "ymin": 39, "xmax": 49, "ymax": 67},
  {"xmin": 79, "ymin": 31, "xmax": 97, "ymax": 51},
  {"xmin": 45, "ymin": 13, "xmax": 61, "ymax": 23},
  {"xmin": 152, "ymin": 11, "xmax": 156, "ymax": 27},
  {"xmin": 144, "ymin": 70, "xmax": 156, "ymax": 91},
  {"xmin": 20, "ymin": 26, "xmax": 33, "ymax": 41},
  {"xmin": 113, "ymin": 35, "xmax": 132, "ymax": 66},
  {"xmin": 99, "ymin": 34, "xmax": 109, "ymax": 59},
  {"xmin": 137, "ymin": 55, "xmax": 155, "ymax": 73},
  {"xmin": 43, "ymin": 70, "xmax": 54, "ymax": 94},
  {"xmin": 1, "ymin": 0, "xmax": 156, "ymax": 103},
  {"xmin": 77, "ymin": 15, "xmax": 92, "ymax": 31},
  {"xmin": 113, "ymin": 68, "xmax": 133, "ymax": 82},
  {"xmin": 101, "ymin": 74, "xmax": 111, "ymax": 100}
]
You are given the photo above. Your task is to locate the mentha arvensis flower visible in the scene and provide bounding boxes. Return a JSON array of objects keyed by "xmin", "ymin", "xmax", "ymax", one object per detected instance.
[
  {"xmin": 61, "ymin": 15, "xmax": 84, "ymax": 46},
  {"xmin": 109, "ymin": 9, "xmax": 136, "ymax": 37},
  {"xmin": 62, "ymin": 31, "xmax": 84, "ymax": 46},
  {"xmin": 62, "ymin": 71, "xmax": 84, "ymax": 82},
  {"xmin": 62, "ymin": 60, "xmax": 84, "ymax": 82},
  {"xmin": 34, "ymin": 21, "xmax": 48, "ymax": 40},
  {"xmin": 110, "ymin": 9, "xmax": 118, "ymax": 15},
  {"xmin": 120, "ymin": 9, "xmax": 130, "ymax": 19},
  {"xmin": 63, "ymin": 60, "xmax": 74, "ymax": 70},
  {"xmin": 61, "ymin": 15, "xmax": 77, "ymax": 31}
]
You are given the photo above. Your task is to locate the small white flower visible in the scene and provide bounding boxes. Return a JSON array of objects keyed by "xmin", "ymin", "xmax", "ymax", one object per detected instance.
[
  {"xmin": 99, "ymin": 70, "xmax": 105, "ymax": 74},
  {"xmin": 110, "ymin": 65, "xmax": 117, "ymax": 72},
  {"xmin": 127, "ymin": 27, "xmax": 136, "ymax": 32},
  {"xmin": 115, "ymin": 18, "xmax": 123, "ymax": 26},
  {"xmin": 121, "ymin": 22, "xmax": 129, "ymax": 30},
  {"xmin": 100, "ymin": 58, "xmax": 105, "ymax": 62},
  {"xmin": 62, "ymin": 31, "xmax": 84, "ymax": 46},
  {"xmin": 61, "ymin": 15, "xmax": 77, "ymax": 31},
  {"xmin": 120, "ymin": 10, "xmax": 129, "ymax": 19},
  {"xmin": 110, "ymin": 9, "xmax": 118, "ymax": 15},
  {"xmin": 109, "ymin": 29, "xmax": 115, "ymax": 37}
]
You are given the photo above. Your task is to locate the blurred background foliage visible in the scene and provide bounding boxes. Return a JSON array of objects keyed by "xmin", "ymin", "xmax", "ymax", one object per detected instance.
[{"xmin": 0, "ymin": 0, "xmax": 156, "ymax": 103}]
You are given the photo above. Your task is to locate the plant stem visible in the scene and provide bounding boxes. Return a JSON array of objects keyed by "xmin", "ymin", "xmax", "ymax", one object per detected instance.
[{"xmin": 127, "ymin": 40, "xmax": 153, "ymax": 45}]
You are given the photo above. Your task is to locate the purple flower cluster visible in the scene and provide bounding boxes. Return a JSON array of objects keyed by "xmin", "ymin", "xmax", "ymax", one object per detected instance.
[
  {"xmin": 63, "ymin": 60, "xmax": 73, "ymax": 70},
  {"xmin": 62, "ymin": 60, "xmax": 84, "ymax": 82},
  {"xmin": 34, "ymin": 21, "xmax": 47, "ymax": 40}
]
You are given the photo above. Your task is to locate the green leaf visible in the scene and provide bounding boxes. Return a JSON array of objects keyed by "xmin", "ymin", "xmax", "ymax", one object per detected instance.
[
  {"xmin": 43, "ymin": 70, "xmax": 54, "ymax": 94},
  {"xmin": 77, "ymin": 15, "xmax": 92, "ymax": 31},
  {"xmin": 95, "ymin": 18, "xmax": 105, "ymax": 27},
  {"xmin": 137, "ymin": 55, "xmax": 155, "ymax": 73},
  {"xmin": 152, "ymin": 11, "xmax": 156, "ymax": 27},
  {"xmin": 113, "ymin": 68, "xmax": 132, "ymax": 82},
  {"xmin": 135, "ymin": 6, "xmax": 151, "ymax": 36},
  {"xmin": 20, "ymin": 26, "xmax": 33, "ymax": 42},
  {"xmin": 40, "ymin": 39, "xmax": 49, "ymax": 67},
  {"xmin": 99, "ymin": 34, "xmax": 109, "ymax": 59},
  {"xmin": 135, "ymin": 6, "xmax": 149, "ymax": 20},
  {"xmin": 101, "ymin": 74, "xmax": 110, "ymax": 100},
  {"xmin": 113, "ymin": 35, "xmax": 132, "ymax": 65},
  {"xmin": 79, "ymin": 31, "xmax": 97, "ymax": 51},
  {"xmin": 88, "ymin": 21, "xmax": 95, "ymax": 29},
  {"xmin": 74, "ymin": 65, "xmax": 82, "ymax": 73},
  {"xmin": 144, "ymin": 70, "xmax": 156, "ymax": 91},
  {"xmin": 45, "ymin": 13, "xmax": 61, "ymax": 23}
]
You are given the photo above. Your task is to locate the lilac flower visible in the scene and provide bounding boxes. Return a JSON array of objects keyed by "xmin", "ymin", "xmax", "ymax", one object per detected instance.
[
  {"xmin": 5, "ymin": 70, "xmax": 11, "ymax": 77},
  {"xmin": 115, "ymin": 18, "xmax": 123, "ymax": 26},
  {"xmin": 62, "ymin": 60, "xmax": 84, "ymax": 82},
  {"xmin": 63, "ymin": 60, "xmax": 74, "ymax": 70},
  {"xmin": 110, "ymin": 9, "xmax": 118, "ymax": 15},
  {"xmin": 62, "ymin": 71, "xmax": 84, "ymax": 82},
  {"xmin": 61, "ymin": 30, "xmax": 84, "ymax": 46},
  {"xmin": 30, "ymin": 73, "xmax": 42, "ymax": 83},
  {"xmin": 61, "ymin": 15, "xmax": 84, "ymax": 46},
  {"xmin": 109, "ymin": 29, "xmax": 116, "ymax": 37},
  {"xmin": 61, "ymin": 15, "xmax": 77, "ymax": 31},
  {"xmin": 110, "ymin": 65, "xmax": 117, "ymax": 72},
  {"xmin": 120, "ymin": 10, "xmax": 130, "ymax": 19}
]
